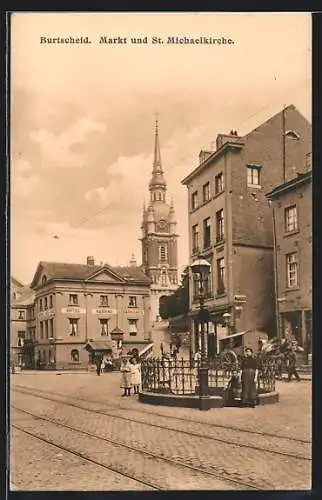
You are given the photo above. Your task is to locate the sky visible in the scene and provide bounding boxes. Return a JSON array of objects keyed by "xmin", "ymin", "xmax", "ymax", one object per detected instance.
[{"xmin": 10, "ymin": 12, "xmax": 312, "ymax": 284}]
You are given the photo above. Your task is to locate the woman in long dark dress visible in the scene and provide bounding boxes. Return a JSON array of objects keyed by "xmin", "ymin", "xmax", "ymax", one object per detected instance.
[{"xmin": 240, "ymin": 347, "xmax": 258, "ymax": 407}]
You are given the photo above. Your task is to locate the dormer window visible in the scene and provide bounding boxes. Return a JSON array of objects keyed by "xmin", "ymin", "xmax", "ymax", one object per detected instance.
[{"xmin": 285, "ymin": 130, "xmax": 300, "ymax": 140}]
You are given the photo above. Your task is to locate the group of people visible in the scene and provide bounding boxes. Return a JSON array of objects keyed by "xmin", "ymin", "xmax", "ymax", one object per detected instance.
[{"xmin": 120, "ymin": 356, "xmax": 142, "ymax": 396}]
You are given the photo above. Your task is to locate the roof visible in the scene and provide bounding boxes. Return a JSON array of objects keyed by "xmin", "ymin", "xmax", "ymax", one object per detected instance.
[
  {"xmin": 85, "ymin": 340, "xmax": 113, "ymax": 351},
  {"xmin": 181, "ymin": 104, "xmax": 310, "ymax": 186},
  {"xmin": 266, "ymin": 170, "xmax": 312, "ymax": 199},
  {"xmin": 11, "ymin": 277, "xmax": 24, "ymax": 288},
  {"xmin": 30, "ymin": 261, "xmax": 151, "ymax": 288},
  {"xmin": 12, "ymin": 285, "xmax": 35, "ymax": 306}
]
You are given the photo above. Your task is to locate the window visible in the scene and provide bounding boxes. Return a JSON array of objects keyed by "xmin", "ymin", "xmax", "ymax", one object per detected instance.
[
  {"xmin": 49, "ymin": 295, "xmax": 53, "ymax": 308},
  {"xmin": 217, "ymin": 258, "xmax": 225, "ymax": 294},
  {"xmin": 69, "ymin": 294, "xmax": 78, "ymax": 305},
  {"xmin": 44, "ymin": 297, "xmax": 48, "ymax": 310},
  {"xmin": 285, "ymin": 205, "xmax": 298, "ymax": 233},
  {"xmin": 49, "ymin": 318, "xmax": 54, "ymax": 339},
  {"xmin": 99, "ymin": 319, "xmax": 108, "ymax": 336},
  {"xmin": 17, "ymin": 331, "xmax": 25, "ymax": 347},
  {"xmin": 69, "ymin": 318, "xmax": 79, "ymax": 336},
  {"xmin": 71, "ymin": 349, "xmax": 79, "ymax": 362},
  {"xmin": 100, "ymin": 295, "xmax": 109, "ymax": 306},
  {"xmin": 12, "ymin": 292, "xmax": 16, "ymax": 301},
  {"xmin": 42, "ymin": 275, "xmax": 47, "ymax": 285},
  {"xmin": 202, "ymin": 182, "xmax": 210, "ymax": 202},
  {"xmin": 216, "ymin": 209, "xmax": 224, "ymax": 242},
  {"xmin": 39, "ymin": 299, "xmax": 43, "ymax": 312},
  {"xmin": 18, "ymin": 310, "xmax": 25, "ymax": 320},
  {"xmin": 128, "ymin": 319, "xmax": 138, "ymax": 336},
  {"xmin": 192, "ymin": 224, "xmax": 199, "ymax": 253},
  {"xmin": 215, "ymin": 172, "xmax": 224, "ymax": 194},
  {"xmin": 287, "ymin": 253, "xmax": 298, "ymax": 288},
  {"xmin": 191, "ymin": 191, "xmax": 198, "ymax": 210},
  {"xmin": 31, "ymin": 307, "xmax": 35, "ymax": 319},
  {"xmin": 129, "ymin": 296, "xmax": 137, "ymax": 308},
  {"xmin": 159, "ymin": 245, "xmax": 168, "ymax": 262},
  {"xmin": 45, "ymin": 320, "xmax": 49, "ymax": 339},
  {"xmin": 306, "ymin": 152, "xmax": 312, "ymax": 170},
  {"xmin": 40, "ymin": 321, "xmax": 44, "ymax": 339},
  {"xmin": 203, "ymin": 217, "xmax": 211, "ymax": 249},
  {"xmin": 247, "ymin": 165, "xmax": 261, "ymax": 186}
]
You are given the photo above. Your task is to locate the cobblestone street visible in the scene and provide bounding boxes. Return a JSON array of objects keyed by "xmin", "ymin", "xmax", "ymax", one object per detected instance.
[{"xmin": 10, "ymin": 371, "xmax": 311, "ymax": 491}]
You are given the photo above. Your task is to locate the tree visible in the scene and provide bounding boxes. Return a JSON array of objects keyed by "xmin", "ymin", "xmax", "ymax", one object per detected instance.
[{"xmin": 159, "ymin": 266, "xmax": 190, "ymax": 319}]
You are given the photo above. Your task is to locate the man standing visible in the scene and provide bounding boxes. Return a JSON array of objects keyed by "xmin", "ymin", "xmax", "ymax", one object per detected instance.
[{"xmin": 286, "ymin": 348, "xmax": 301, "ymax": 381}]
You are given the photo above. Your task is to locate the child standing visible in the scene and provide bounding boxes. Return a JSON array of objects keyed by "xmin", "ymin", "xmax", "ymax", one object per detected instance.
[
  {"xmin": 130, "ymin": 357, "xmax": 141, "ymax": 394},
  {"xmin": 120, "ymin": 357, "xmax": 132, "ymax": 396}
]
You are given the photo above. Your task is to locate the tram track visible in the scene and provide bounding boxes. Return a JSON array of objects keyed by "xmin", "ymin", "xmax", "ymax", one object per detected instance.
[
  {"xmin": 12, "ymin": 422, "xmax": 161, "ymax": 491},
  {"xmin": 12, "ymin": 406, "xmax": 257, "ymax": 490},
  {"xmin": 12, "ymin": 382, "xmax": 311, "ymax": 444},
  {"xmin": 12, "ymin": 384, "xmax": 311, "ymax": 461}
]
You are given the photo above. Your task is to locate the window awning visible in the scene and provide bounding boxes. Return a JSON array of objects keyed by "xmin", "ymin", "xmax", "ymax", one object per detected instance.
[{"xmin": 84, "ymin": 340, "xmax": 113, "ymax": 351}]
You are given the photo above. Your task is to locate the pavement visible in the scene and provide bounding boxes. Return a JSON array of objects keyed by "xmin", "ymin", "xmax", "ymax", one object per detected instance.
[{"xmin": 9, "ymin": 371, "xmax": 311, "ymax": 491}]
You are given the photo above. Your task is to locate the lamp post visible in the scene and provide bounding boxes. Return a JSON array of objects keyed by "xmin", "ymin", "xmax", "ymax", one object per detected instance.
[{"xmin": 191, "ymin": 257, "xmax": 212, "ymax": 411}]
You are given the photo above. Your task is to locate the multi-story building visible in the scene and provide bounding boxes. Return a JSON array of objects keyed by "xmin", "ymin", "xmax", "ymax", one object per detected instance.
[
  {"xmin": 10, "ymin": 277, "xmax": 34, "ymax": 367},
  {"xmin": 181, "ymin": 105, "xmax": 311, "ymax": 355},
  {"xmin": 29, "ymin": 257, "xmax": 153, "ymax": 369},
  {"xmin": 266, "ymin": 169, "xmax": 312, "ymax": 360},
  {"xmin": 141, "ymin": 121, "xmax": 179, "ymax": 322}
]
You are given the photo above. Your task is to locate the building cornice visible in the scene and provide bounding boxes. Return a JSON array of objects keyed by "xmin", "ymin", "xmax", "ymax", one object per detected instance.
[{"xmin": 181, "ymin": 141, "xmax": 244, "ymax": 185}]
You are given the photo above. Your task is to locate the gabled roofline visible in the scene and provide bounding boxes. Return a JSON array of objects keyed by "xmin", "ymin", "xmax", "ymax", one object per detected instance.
[{"xmin": 85, "ymin": 265, "xmax": 127, "ymax": 283}]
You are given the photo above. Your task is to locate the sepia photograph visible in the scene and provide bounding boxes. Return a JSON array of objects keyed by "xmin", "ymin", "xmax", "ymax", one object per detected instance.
[{"xmin": 9, "ymin": 11, "xmax": 312, "ymax": 491}]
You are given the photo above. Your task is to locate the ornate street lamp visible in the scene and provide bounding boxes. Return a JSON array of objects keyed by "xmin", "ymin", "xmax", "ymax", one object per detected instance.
[{"xmin": 190, "ymin": 257, "xmax": 212, "ymax": 411}]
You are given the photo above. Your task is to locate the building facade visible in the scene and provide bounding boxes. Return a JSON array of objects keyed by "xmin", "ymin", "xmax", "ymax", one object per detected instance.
[
  {"xmin": 181, "ymin": 105, "xmax": 311, "ymax": 355},
  {"xmin": 29, "ymin": 258, "xmax": 152, "ymax": 369},
  {"xmin": 141, "ymin": 121, "xmax": 179, "ymax": 322},
  {"xmin": 267, "ymin": 170, "xmax": 312, "ymax": 359},
  {"xmin": 10, "ymin": 277, "xmax": 35, "ymax": 367}
]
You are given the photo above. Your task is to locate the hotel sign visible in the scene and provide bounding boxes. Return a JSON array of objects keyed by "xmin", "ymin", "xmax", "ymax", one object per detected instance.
[{"xmin": 61, "ymin": 306, "xmax": 86, "ymax": 314}]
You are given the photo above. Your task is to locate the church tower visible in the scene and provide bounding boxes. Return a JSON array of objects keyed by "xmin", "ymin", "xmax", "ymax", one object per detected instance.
[{"xmin": 140, "ymin": 120, "xmax": 178, "ymax": 322}]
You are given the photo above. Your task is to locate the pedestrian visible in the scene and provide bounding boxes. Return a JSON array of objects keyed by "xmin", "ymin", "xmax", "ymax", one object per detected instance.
[
  {"xmin": 120, "ymin": 357, "xmax": 132, "ymax": 396},
  {"xmin": 226, "ymin": 370, "xmax": 242, "ymax": 406},
  {"xmin": 240, "ymin": 347, "xmax": 258, "ymax": 408},
  {"xmin": 286, "ymin": 348, "xmax": 301, "ymax": 382},
  {"xmin": 100, "ymin": 358, "xmax": 105, "ymax": 374},
  {"xmin": 96, "ymin": 357, "xmax": 101, "ymax": 376},
  {"xmin": 130, "ymin": 357, "xmax": 141, "ymax": 394}
]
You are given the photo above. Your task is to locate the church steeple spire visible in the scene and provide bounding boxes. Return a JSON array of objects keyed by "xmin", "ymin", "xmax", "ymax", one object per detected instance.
[{"xmin": 149, "ymin": 119, "xmax": 167, "ymax": 196}]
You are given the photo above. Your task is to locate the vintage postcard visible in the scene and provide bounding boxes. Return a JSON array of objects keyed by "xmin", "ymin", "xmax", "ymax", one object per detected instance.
[{"xmin": 9, "ymin": 12, "xmax": 312, "ymax": 492}]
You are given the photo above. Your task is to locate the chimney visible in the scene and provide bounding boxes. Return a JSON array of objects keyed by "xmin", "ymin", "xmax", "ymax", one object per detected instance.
[
  {"xmin": 199, "ymin": 150, "xmax": 213, "ymax": 164},
  {"xmin": 216, "ymin": 131, "xmax": 239, "ymax": 150},
  {"xmin": 87, "ymin": 256, "xmax": 95, "ymax": 266}
]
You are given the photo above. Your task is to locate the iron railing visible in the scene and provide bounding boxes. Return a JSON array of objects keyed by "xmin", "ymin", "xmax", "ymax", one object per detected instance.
[{"xmin": 141, "ymin": 355, "xmax": 276, "ymax": 396}]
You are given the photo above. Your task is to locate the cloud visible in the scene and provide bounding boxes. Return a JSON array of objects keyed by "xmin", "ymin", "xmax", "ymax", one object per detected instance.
[{"xmin": 29, "ymin": 116, "xmax": 106, "ymax": 168}]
